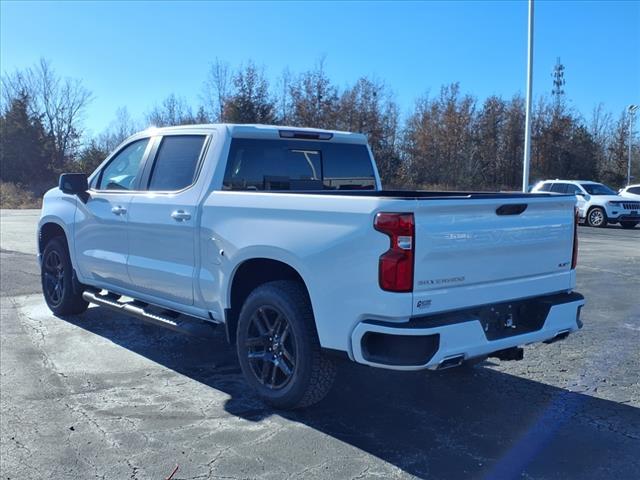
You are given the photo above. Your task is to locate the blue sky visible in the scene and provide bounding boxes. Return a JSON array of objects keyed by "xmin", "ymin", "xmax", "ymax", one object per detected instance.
[{"xmin": 1, "ymin": 0, "xmax": 638, "ymax": 135}]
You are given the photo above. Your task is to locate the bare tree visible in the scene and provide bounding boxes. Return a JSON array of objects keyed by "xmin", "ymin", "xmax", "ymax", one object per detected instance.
[
  {"xmin": 501, "ymin": 95, "xmax": 525, "ymax": 188},
  {"xmin": 474, "ymin": 96, "xmax": 507, "ymax": 187},
  {"xmin": 275, "ymin": 67, "xmax": 293, "ymax": 124},
  {"xmin": 98, "ymin": 107, "xmax": 140, "ymax": 152},
  {"xmin": 202, "ymin": 58, "xmax": 231, "ymax": 121},
  {"xmin": 337, "ymin": 77, "xmax": 401, "ymax": 183},
  {"xmin": 289, "ymin": 57, "xmax": 339, "ymax": 129},
  {"xmin": 146, "ymin": 93, "xmax": 197, "ymax": 127},
  {"xmin": 589, "ymin": 103, "xmax": 612, "ymax": 179},
  {"xmin": 403, "ymin": 84, "xmax": 476, "ymax": 187},
  {"xmin": 1, "ymin": 58, "xmax": 92, "ymax": 172},
  {"xmin": 602, "ymin": 111, "xmax": 633, "ymax": 186}
]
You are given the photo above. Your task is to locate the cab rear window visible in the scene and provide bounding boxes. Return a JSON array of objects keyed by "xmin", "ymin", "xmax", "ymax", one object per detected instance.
[{"xmin": 222, "ymin": 138, "xmax": 376, "ymax": 191}]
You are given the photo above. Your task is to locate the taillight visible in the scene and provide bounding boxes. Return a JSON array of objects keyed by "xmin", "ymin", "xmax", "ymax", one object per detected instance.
[
  {"xmin": 572, "ymin": 207, "xmax": 579, "ymax": 269},
  {"xmin": 374, "ymin": 212, "xmax": 415, "ymax": 292}
]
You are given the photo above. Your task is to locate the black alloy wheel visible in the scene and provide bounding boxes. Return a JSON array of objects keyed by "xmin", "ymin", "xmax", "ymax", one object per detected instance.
[
  {"xmin": 40, "ymin": 237, "xmax": 88, "ymax": 315},
  {"xmin": 245, "ymin": 305, "xmax": 297, "ymax": 390},
  {"xmin": 236, "ymin": 280, "xmax": 336, "ymax": 409},
  {"xmin": 43, "ymin": 249, "xmax": 65, "ymax": 307}
]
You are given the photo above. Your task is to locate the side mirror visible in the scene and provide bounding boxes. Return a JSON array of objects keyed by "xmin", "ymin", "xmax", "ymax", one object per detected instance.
[{"xmin": 59, "ymin": 173, "xmax": 88, "ymax": 195}]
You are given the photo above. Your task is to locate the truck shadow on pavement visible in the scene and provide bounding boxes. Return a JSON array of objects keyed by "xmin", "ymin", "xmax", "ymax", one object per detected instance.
[{"xmin": 59, "ymin": 307, "xmax": 640, "ymax": 480}]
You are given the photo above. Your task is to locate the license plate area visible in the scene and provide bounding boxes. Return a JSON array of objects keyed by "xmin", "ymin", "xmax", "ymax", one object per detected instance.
[
  {"xmin": 406, "ymin": 292, "xmax": 581, "ymax": 341},
  {"xmin": 474, "ymin": 299, "xmax": 551, "ymax": 341}
]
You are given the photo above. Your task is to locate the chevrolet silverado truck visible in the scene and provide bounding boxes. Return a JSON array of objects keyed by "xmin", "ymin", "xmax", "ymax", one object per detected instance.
[{"xmin": 39, "ymin": 124, "xmax": 585, "ymax": 409}]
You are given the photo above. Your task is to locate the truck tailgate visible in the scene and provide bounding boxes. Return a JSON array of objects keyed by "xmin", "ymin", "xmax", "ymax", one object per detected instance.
[{"xmin": 411, "ymin": 195, "xmax": 577, "ymax": 315}]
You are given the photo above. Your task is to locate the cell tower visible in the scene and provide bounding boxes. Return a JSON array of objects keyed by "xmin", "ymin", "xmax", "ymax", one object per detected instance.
[{"xmin": 552, "ymin": 57, "xmax": 565, "ymax": 99}]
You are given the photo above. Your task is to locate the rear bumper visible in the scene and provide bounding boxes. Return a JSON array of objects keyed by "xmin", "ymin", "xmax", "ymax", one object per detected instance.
[{"xmin": 350, "ymin": 292, "xmax": 584, "ymax": 370}]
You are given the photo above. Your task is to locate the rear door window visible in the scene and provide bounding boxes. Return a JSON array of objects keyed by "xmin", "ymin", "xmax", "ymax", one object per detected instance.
[
  {"xmin": 222, "ymin": 139, "xmax": 376, "ymax": 191},
  {"xmin": 538, "ymin": 182, "xmax": 553, "ymax": 192},
  {"xmin": 147, "ymin": 135, "xmax": 206, "ymax": 191},
  {"xmin": 565, "ymin": 184, "xmax": 582, "ymax": 195},
  {"xmin": 551, "ymin": 183, "xmax": 568, "ymax": 193}
]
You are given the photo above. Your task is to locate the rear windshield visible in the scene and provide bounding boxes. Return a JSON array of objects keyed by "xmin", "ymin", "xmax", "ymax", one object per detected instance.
[{"xmin": 222, "ymin": 138, "xmax": 376, "ymax": 191}]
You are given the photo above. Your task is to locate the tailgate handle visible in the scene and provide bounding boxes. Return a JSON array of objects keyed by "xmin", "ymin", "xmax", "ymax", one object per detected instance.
[{"xmin": 496, "ymin": 204, "xmax": 528, "ymax": 216}]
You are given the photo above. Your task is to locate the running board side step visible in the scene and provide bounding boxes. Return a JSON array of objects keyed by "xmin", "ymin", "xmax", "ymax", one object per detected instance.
[{"xmin": 82, "ymin": 291, "xmax": 218, "ymax": 338}]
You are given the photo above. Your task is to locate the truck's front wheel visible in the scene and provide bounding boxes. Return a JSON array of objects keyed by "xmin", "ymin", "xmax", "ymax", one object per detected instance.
[
  {"xmin": 236, "ymin": 280, "xmax": 335, "ymax": 409},
  {"xmin": 41, "ymin": 237, "xmax": 89, "ymax": 315}
]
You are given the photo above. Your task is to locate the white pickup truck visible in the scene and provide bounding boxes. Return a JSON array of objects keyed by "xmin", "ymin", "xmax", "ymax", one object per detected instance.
[{"xmin": 39, "ymin": 124, "xmax": 584, "ymax": 409}]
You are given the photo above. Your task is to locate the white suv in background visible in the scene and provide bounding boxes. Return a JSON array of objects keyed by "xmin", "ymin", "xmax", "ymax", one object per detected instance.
[
  {"xmin": 532, "ymin": 180, "xmax": 640, "ymax": 229},
  {"xmin": 619, "ymin": 184, "xmax": 640, "ymax": 201}
]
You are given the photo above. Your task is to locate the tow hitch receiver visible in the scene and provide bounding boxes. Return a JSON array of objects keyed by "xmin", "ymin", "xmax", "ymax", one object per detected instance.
[{"xmin": 490, "ymin": 347, "xmax": 524, "ymax": 361}]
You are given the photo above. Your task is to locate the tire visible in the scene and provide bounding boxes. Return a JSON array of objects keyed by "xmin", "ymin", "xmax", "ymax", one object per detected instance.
[
  {"xmin": 620, "ymin": 221, "xmax": 638, "ymax": 229},
  {"xmin": 586, "ymin": 207, "xmax": 607, "ymax": 227},
  {"xmin": 41, "ymin": 237, "xmax": 89, "ymax": 315},
  {"xmin": 236, "ymin": 280, "xmax": 336, "ymax": 409}
]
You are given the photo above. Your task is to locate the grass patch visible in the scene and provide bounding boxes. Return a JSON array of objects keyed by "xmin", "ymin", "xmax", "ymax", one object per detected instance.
[{"xmin": 0, "ymin": 182, "xmax": 42, "ymax": 209}]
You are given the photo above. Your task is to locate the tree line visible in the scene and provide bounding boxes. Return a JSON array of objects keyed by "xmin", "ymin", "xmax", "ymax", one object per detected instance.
[{"xmin": 1, "ymin": 58, "xmax": 638, "ymax": 203}]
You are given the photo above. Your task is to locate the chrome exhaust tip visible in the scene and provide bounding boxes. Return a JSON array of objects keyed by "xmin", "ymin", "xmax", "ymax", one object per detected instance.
[
  {"xmin": 543, "ymin": 329, "xmax": 571, "ymax": 344},
  {"xmin": 438, "ymin": 354, "xmax": 465, "ymax": 370}
]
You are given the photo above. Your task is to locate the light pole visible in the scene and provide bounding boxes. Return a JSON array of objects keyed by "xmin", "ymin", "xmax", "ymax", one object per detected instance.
[
  {"xmin": 522, "ymin": 0, "xmax": 534, "ymax": 192},
  {"xmin": 628, "ymin": 104, "xmax": 638, "ymax": 186}
]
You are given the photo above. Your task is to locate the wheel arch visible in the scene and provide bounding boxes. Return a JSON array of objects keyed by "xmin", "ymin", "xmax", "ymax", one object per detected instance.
[
  {"xmin": 38, "ymin": 220, "xmax": 68, "ymax": 256},
  {"xmin": 225, "ymin": 257, "xmax": 313, "ymax": 344}
]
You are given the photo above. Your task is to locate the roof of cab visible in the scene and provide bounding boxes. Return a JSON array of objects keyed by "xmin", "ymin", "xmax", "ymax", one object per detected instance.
[{"xmin": 139, "ymin": 123, "xmax": 369, "ymax": 144}]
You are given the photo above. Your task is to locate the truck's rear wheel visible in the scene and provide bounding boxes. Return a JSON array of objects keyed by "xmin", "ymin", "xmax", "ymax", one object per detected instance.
[
  {"xmin": 236, "ymin": 280, "xmax": 335, "ymax": 409},
  {"xmin": 587, "ymin": 207, "xmax": 607, "ymax": 227},
  {"xmin": 41, "ymin": 237, "xmax": 89, "ymax": 315}
]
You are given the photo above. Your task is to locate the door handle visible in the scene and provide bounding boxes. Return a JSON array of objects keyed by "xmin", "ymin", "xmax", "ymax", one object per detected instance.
[
  {"xmin": 111, "ymin": 205, "xmax": 127, "ymax": 215},
  {"xmin": 171, "ymin": 210, "xmax": 191, "ymax": 221}
]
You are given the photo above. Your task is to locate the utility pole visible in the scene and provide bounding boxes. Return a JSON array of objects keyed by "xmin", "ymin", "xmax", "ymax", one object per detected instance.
[
  {"xmin": 522, "ymin": 0, "xmax": 534, "ymax": 192},
  {"xmin": 628, "ymin": 104, "xmax": 638, "ymax": 186}
]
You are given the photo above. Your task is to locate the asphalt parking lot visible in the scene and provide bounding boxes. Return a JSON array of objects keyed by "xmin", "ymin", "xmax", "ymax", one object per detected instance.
[{"xmin": 1, "ymin": 209, "xmax": 638, "ymax": 480}]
